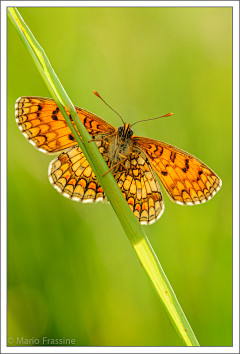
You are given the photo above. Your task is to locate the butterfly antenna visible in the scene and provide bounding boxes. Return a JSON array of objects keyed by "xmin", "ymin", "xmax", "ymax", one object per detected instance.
[
  {"xmin": 130, "ymin": 112, "xmax": 173, "ymax": 127},
  {"xmin": 93, "ymin": 91, "xmax": 124, "ymax": 124}
]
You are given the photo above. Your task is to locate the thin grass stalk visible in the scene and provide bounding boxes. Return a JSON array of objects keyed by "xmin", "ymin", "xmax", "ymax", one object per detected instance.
[{"xmin": 8, "ymin": 7, "xmax": 200, "ymax": 346}]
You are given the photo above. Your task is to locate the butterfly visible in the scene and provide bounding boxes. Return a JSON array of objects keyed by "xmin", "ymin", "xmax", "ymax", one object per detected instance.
[{"xmin": 15, "ymin": 94, "xmax": 222, "ymax": 225}]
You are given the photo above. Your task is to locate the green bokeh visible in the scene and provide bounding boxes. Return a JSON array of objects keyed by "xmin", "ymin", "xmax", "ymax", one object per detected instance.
[{"xmin": 7, "ymin": 7, "xmax": 232, "ymax": 346}]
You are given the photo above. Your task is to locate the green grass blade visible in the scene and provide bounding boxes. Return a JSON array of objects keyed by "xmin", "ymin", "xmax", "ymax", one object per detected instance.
[{"xmin": 8, "ymin": 7, "xmax": 200, "ymax": 346}]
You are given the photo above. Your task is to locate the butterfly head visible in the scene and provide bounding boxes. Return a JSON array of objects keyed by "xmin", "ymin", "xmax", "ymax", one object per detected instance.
[{"xmin": 117, "ymin": 123, "xmax": 133, "ymax": 142}]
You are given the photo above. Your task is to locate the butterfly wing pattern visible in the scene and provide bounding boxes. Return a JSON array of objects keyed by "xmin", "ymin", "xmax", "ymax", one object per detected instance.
[
  {"xmin": 15, "ymin": 96, "xmax": 115, "ymax": 154},
  {"xmin": 48, "ymin": 145, "xmax": 106, "ymax": 203},
  {"xmin": 133, "ymin": 137, "xmax": 222, "ymax": 205},
  {"xmin": 15, "ymin": 96, "xmax": 221, "ymax": 224}
]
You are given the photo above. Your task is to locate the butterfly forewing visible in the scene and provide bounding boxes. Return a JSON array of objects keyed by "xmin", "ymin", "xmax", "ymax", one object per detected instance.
[
  {"xmin": 15, "ymin": 96, "xmax": 116, "ymax": 154},
  {"xmin": 133, "ymin": 136, "xmax": 222, "ymax": 205}
]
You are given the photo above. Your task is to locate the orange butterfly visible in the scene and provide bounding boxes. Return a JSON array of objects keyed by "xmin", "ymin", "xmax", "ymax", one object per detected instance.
[{"xmin": 15, "ymin": 94, "xmax": 221, "ymax": 225}]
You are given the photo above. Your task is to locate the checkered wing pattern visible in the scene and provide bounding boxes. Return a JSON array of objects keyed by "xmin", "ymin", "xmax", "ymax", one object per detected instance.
[
  {"xmin": 102, "ymin": 145, "xmax": 164, "ymax": 225},
  {"xmin": 49, "ymin": 141, "xmax": 164, "ymax": 224},
  {"xmin": 49, "ymin": 145, "xmax": 106, "ymax": 203}
]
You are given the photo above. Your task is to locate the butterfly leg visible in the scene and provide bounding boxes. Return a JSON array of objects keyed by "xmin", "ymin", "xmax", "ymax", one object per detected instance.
[
  {"xmin": 112, "ymin": 168, "xmax": 128, "ymax": 176},
  {"xmin": 88, "ymin": 138, "xmax": 109, "ymax": 144},
  {"xmin": 88, "ymin": 131, "xmax": 116, "ymax": 143},
  {"xmin": 102, "ymin": 156, "xmax": 128, "ymax": 177}
]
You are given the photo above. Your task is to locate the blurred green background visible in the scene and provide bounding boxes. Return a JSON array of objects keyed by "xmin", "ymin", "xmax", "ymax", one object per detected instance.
[{"xmin": 7, "ymin": 7, "xmax": 232, "ymax": 347}]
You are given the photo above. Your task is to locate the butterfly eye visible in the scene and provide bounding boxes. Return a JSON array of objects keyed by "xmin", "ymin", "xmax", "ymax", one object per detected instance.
[
  {"xmin": 118, "ymin": 126, "xmax": 123, "ymax": 136},
  {"xmin": 127, "ymin": 129, "xmax": 133, "ymax": 138}
]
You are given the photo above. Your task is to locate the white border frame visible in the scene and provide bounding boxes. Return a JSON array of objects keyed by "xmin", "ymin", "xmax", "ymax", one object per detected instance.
[{"xmin": 1, "ymin": 2, "xmax": 239, "ymax": 353}]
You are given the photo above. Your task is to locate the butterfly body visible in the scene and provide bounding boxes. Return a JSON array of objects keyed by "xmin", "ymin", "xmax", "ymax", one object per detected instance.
[
  {"xmin": 15, "ymin": 96, "xmax": 222, "ymax": 225},
  {"xmin": 103, "ymin": 123, "xmax": 133, "ymax": 167}
]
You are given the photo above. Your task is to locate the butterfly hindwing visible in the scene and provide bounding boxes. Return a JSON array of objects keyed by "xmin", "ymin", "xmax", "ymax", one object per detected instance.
[
  {"xmin": 101, "ymin": 146, "xmax": 164, "ymax": 224},
  {"xmin": 49, "ymin": 145, "xmax": 107, "ymax": 203},
  {"xmin": 48, "ymin": 140, "xmax": 164, "ymax": 224}
]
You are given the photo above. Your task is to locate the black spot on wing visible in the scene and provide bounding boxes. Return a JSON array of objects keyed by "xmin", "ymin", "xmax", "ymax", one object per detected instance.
[
  {"xmin": 185, "ymin": 158, "xmax": 190, "ymax": 170},
  {"xmin": 170, "ymin": 152, "xmax": 176, "ymax": 163},
  {"xmin": 53, "ymin": 107, "xmax": 59, "ymax": 114}
]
